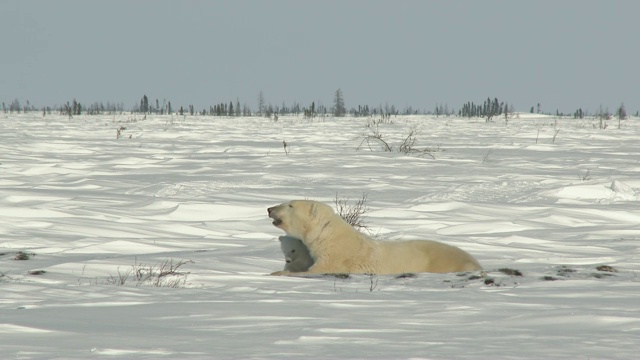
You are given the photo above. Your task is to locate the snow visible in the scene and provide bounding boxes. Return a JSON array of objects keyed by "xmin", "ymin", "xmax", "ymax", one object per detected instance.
[{"xmin": 1, "ymin": 113, "xmax": 640, "ymax": 359}]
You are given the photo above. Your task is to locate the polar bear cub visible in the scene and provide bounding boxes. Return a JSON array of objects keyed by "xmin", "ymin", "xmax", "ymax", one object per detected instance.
[
  {"xmin": 276, "ymin": 235, "xmax": 314, "ymax": 273},
  {"xmin": 268, "ymin": 200, "xmax": 481, "ymax": 275}
]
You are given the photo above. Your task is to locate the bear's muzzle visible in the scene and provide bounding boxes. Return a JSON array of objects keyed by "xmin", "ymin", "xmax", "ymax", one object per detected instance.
[{"xmin": 267, "ymin": 206, "xmax": 283, "ymax": 226}]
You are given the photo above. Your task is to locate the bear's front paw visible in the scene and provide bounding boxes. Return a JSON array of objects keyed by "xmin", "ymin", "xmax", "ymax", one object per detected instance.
[{"xmin": 270, "ymin": 270, "xmax": 292, "ymax": 276}]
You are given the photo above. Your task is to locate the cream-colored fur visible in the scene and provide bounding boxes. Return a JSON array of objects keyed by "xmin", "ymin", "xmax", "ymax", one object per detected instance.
[
  {"xmin": 273, "ymin": 235, "xmax": 314, "ymax": 274},
  {"xmin": 267, "ymin": 200, "xmax": 481, "ymax": 275}
]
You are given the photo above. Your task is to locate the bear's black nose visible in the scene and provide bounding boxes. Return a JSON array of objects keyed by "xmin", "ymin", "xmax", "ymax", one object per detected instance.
[{"xmin": 267, "ymin": 207, "xmax": 274, "ymax": 215}]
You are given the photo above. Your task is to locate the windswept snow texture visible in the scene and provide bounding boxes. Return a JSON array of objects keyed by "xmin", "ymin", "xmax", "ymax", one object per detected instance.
[{"xmin": 1, "ymin": 113, "xmax": 639, "ymax": 359}]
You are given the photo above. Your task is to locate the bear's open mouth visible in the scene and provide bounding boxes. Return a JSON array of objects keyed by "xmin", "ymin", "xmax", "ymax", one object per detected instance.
[{"xmin": 268, "ymin": 206, "xmax": 282, "ymax": 226}]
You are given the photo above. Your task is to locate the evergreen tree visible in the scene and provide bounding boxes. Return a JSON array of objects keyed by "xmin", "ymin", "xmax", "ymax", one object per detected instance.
[
  {"xmin": 304, "ymin": 101, "xmax": 316, "ymax": 118},
  {"xmin": 504, "ymin": 102, "xmax": 509, "ymax": 121},
  {"xmin": 617, "ymin": 103, "xmax": 626, "ymax": 129},
  {"xmin": 617, "ymin": 102, "xmax": 627, "ymax": 120},
  {"xmin": 333, "ymin": 89, "xmax": 346, "ymax": 117},
  {"xmin": 140, "ymin": 95, "xmax": 149, "ymax": 114},
  {"xmin": 242, "ymin": 103, "xmax": 251, "ymax": 116},
  {"xmin": 10, "ymin": 99, "xmax": 21, "ymax": 113},
  {"xmin": 258, "ymin": 91, "xmax": 265, "ymax": 116}
]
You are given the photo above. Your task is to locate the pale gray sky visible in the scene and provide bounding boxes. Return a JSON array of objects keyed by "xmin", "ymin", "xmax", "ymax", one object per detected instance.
[{"xmin": 2, "ymin": 0, "xmax": 638, "ymax": 114}]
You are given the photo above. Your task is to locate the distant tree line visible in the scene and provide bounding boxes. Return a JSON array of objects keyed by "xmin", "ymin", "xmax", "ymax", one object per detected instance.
[
  {"xmin": 459, "ymin": 97, "xmax": 506, "ymax": 121},
  {"xmin": 2, "ymin": 99, "xmax": 37, "ymax": 113},
  {"xmin": 2, "ymin": 92, "xmax": 637, "ymax": 120},
  {"xmin": 569, "ymin": 103, "xmax": 628, "ymax": 120}
]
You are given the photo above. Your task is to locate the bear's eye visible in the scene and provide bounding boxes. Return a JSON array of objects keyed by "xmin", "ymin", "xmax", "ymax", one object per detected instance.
[
  {"xmin": 288, "ymin": 204, "xmax": 293, "ymax": 208},
  {"xmin": 291, "ymin": 249, "xmax": 296, "ymax": 253}
]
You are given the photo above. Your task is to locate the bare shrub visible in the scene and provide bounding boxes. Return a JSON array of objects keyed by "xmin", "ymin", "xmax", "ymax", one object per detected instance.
[
  {"xmin": 1, "ymin": 271, "xmax": 13, "ymax": 283},
  {"xmin": 334, "ymin": 193, "xmax": 369, "ymax": 231},
  {"xmin": 107, "ymin": 266, "xmax": 132, "ymax": 286},
  {"xmin": 482, "ymin": 150, "xmax": 493, "ymax": 164},
  {"xmin": 367, "ymin": 117, "xmax": 395, "ymax": 126},
  {"xmin": 398, "ymin": 129, "xmax": 436, "ymax": 159},
  {"xmin": 369, "ymin": 274, "xmax": 379, "ymax": 292},
  {"xmin": 116, "ymin": 126, "xmax": 126, "ymax": 139},
  {"xmin": 357, "ymin": 123, "xmax": 438, "ymax": 159},
  {"xmin": 357, "ymin": 122, "xmax": 391, "ymax": 152},
  {"xmin": 106, "ymin": 258, "xmax": 194, "ymax": 288},
  {"xmin": 398, "ymin": 130, "xmax": 417, "ymax": 154}
]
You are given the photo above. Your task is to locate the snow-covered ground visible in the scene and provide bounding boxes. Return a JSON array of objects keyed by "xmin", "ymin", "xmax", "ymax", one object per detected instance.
[{"xmin": 1, "ymin": 112, "xmax": 639, "ymax": 359}]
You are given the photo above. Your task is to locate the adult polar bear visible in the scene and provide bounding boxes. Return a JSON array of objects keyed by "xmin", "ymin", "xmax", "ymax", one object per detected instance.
[{"xmin": 268, "ymin": 200, "xmax": 481, "ymax": 275}]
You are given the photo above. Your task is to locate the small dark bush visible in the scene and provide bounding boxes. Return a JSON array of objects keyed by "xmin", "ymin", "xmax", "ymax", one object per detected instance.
[
  {"xmin": 396, "ymin": 273, "xmax": 416, "ymax": 279},
  {"xmin": 14, "ymin": 252, "xmax": 35, "ymax": 261},
  {"xmin": 595, "ymin": 265, "xmax": 617, "ymax": 272},
  {"xmin": 331, "ymin": 273, "xmax": 350, "ymax": 279},
  {"xmin": 498, "ymin": 268, "xmax": 523, "ymax": 276}
]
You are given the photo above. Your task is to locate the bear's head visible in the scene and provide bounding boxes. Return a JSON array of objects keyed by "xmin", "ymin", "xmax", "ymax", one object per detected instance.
[{"xmin": 267, "ymin": 200, "xmax": 334, "ymax": 240}]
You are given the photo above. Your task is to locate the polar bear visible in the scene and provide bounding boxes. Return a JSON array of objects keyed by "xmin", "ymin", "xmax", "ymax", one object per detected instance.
[
  {"xmin": 274, "ymin": 235, "xmax": 314, "ymax": 273},
  {"xmin": 267, "ymin": 200, "xmax": 481, "ymax": 275}
]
